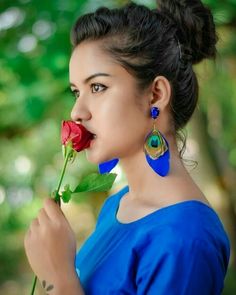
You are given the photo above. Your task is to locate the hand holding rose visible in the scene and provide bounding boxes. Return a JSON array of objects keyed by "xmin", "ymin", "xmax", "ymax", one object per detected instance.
[{"xmin": 24, "ymin": 198, "xmax": 81, "ymax": 294}]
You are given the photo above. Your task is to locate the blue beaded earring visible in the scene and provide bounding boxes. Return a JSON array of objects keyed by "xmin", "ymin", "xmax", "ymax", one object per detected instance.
[{"xmin": 144, "ymin": 107, "xmax": 170, "ymax": 177}]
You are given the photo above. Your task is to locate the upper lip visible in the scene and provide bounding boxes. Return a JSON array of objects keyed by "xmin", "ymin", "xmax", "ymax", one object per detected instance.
[
  {"xmin": 86, "ymin": 128, "xmax": 96, "ymax": 135},
  {"xmin": 78, "ymin": 123, "xmax": 96, "ymax": 135}
]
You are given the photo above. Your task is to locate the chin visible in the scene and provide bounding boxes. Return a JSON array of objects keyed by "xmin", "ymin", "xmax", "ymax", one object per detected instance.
[
  {"xmin": 85, "ymin": 150, "xmax": 116, "ymax": 166},
  {"xmin": 84, "ymin": 150, "xmax": 104, "ymax": 165},
  {"xmin": 85, "ymin": 154, "xmax": 99, "ymax": 165}
]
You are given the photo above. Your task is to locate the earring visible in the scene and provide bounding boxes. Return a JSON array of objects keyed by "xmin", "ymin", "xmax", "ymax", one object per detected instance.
[
  {"xmin": 98, "ymin": 158, "xmax": 119, "ymax": 174},
  {"xmin": 144, "ymin": 107, "xmax": 170, "ymax": 177}
]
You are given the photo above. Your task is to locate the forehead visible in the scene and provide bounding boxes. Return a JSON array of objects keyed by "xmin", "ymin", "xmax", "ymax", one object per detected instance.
[{"xmin": 69, "ymin": 41, "xmax": 117, "ymax": 79}]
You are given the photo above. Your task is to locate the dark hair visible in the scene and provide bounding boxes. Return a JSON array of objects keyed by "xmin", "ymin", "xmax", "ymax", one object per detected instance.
[{"xmin": 70, "ymin": 0, "xmax": 217, "ymax": 162}]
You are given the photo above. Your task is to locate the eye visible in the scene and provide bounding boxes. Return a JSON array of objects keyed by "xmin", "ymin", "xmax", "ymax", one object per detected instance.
[
  {"xmin": 91, "ymin": 83, "xmax": 107, "ymax": 93},
  {"xmin": 70, "ymin": 89, "xmax": 80, "ymax": 100}
]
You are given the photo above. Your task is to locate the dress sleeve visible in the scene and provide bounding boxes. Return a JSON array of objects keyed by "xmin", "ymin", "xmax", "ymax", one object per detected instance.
[{"xmin": 135, "ymin": 230, "xmax": 226, "ymax": 295}]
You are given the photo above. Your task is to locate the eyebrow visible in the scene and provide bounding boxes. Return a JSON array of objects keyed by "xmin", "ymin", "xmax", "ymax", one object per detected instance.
[{"xmin": 70, "ymin": 73, "xmax": 111, "ymax": 88}]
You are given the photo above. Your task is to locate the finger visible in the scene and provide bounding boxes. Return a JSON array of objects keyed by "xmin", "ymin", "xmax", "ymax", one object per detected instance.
[
  {"xmin": 30, "ymin": 217, "xmax": 39, "ymax": 232},
  {"xmin": 32, "ymin": 217, "xmax": 39, "ymax": 226},
  {"xmin": 24, "ymin": 216, "xmax": 40, "ymax": 245},
  {"xmin": 43, "ymin": 197, "xmax": 64, "ymax": 220},
  {"xmin": 24, "ymin": 227, "xmax": 32, "ymax": 244},
  {"xmin": 37, "ymin": 208, "xmax": 49, "ymax": 226}
]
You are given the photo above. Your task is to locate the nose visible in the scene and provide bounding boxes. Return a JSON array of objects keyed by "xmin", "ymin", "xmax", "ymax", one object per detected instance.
[{"xmin": 70, "ymin": 100, "xmax": 92, "ymax": 122}]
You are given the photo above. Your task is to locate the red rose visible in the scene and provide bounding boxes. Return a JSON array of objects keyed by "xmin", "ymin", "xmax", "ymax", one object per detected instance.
[{"xmin": 61, "ymin": 121, "xmax": 94, "ymax": 152}]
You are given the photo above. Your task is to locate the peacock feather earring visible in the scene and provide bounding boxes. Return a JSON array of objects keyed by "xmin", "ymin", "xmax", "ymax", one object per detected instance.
[{"xmin": 144, "ymin": 106, "xmax": 170, "ymax": 177}]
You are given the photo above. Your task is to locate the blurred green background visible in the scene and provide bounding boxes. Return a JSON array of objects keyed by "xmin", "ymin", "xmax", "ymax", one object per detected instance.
[{"xmin": 0, "ymin": 0, "xmax": 236, "ymax": 294}]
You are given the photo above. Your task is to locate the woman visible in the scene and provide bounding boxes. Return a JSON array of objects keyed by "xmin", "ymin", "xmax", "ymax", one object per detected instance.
[{"xmin": 24, "ymin": 1, "xmax": 231, "ymax": 294}]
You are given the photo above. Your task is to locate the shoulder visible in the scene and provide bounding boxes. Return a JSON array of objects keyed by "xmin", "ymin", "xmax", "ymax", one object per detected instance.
[
  {"xmin": 136, "ymin": 225, "xmax": 210, "ymax": 255},
  {"xmin": 135, "ymin": 222, "xmax": 230, "ymax": 276},
  {"xmin": 142, "ymin": 200, "xmax": 229, "ymax": 246},
  {"xmin": 134, "ymin": 206, "xmax": 230, "ymax": 268},
  {"xmin": 135, "ymin": 223, "xmax": 230, "ymax": 295}
]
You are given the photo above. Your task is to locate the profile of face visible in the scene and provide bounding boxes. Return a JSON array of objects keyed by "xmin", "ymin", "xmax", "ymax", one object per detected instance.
[{"xmin": 69, "ymin": 41, "xmax": 153, "ymax": 164}]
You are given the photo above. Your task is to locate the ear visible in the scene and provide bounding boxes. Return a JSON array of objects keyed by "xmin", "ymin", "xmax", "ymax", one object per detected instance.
[{"xmin": 149, "ymin": 76, "xmax": 172, "ymax": 109}]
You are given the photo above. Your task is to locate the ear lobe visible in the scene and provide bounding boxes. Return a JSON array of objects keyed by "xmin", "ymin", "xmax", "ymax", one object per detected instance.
[{"xmin": 150, "ymin": 76, "xmax": 171, "ymax": 107}]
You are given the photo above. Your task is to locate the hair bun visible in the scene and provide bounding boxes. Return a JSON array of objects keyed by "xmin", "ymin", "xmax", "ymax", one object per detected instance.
[{"xmin": 157, "ymin": 0, "xmax": 218, "ymax": 64}]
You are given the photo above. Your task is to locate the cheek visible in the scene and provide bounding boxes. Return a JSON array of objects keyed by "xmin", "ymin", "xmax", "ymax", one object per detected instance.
[
  {"xmin": 102, "ymin": 103, "xmax": 146, "ymax": 146},
  {"xmin": 100, "ymin": 86, "xmax": 138, "ymax": 119},
  {"xmin": 100, "ymin": 96, "xmax": 134, "ymax": 131},
  {"xmin": 95, "ymin": 87, "xmax": 148, "ymax": 141}
]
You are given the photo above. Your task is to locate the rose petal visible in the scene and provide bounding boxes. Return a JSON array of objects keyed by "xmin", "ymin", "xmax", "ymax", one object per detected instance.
[{"xmin": 61, "ymin": 120, "xmax": 94, "ymax": 152}]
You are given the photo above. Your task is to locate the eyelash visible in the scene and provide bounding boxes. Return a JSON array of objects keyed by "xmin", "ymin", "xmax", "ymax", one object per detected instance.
[{"xmin": 70, "ymin": 83, "xmax": 107, "ymax": 99}]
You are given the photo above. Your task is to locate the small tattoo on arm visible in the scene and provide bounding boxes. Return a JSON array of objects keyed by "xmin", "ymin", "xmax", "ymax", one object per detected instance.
[{"xmin": 41, "ymin": 280, "xmax": 54, "ymax": 294}]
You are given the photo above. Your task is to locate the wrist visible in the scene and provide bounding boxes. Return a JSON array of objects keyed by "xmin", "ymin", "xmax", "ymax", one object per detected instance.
[
  {"xmin": 56, "ymin": 270, "xmax": 84, "ymax": 295},
  {"xmin": 39, "ymin": 269, "xmax": 84, "ymax": 295}
]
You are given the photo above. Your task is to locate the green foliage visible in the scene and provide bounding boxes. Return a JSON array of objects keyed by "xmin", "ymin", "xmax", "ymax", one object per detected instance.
[
  {"xmin": 61, "ymin": 184, "xmax": 73, "ymax": 203},
  {"xmin": 223, "ymin": 266, "xmax": 236, "ymax": 295}
]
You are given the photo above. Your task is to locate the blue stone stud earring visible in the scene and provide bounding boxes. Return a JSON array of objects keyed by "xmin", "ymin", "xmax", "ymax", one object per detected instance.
[{"xmin": 144, "ymin": 107, "xmax": 170, "ymax": 177}]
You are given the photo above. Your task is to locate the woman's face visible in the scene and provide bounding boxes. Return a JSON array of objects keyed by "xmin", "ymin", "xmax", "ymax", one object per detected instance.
[{"xmin": 69, "ymin": 40, "xmax": 151, "ymax": 164}]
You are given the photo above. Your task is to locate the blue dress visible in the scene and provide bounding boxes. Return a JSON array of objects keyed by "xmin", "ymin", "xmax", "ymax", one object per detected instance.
[{"xmin": 75, "ymin": 185, "xmax": 231, "ymax": 295}]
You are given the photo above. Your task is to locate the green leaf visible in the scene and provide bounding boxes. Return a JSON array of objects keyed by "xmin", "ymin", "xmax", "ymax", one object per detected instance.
[
  {"xmin": 73, "ymin": 172, "xmax": 117, "ymax": 193},
  {"xmin": 61, "ymin": 184, "xmax": 72, "ymax": 203}
]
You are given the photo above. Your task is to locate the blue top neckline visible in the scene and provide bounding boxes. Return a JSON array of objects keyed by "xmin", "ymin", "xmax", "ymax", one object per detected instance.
[{"xmin": 113, "ymin": 185, "xmax": 217, "ymax": 227}]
